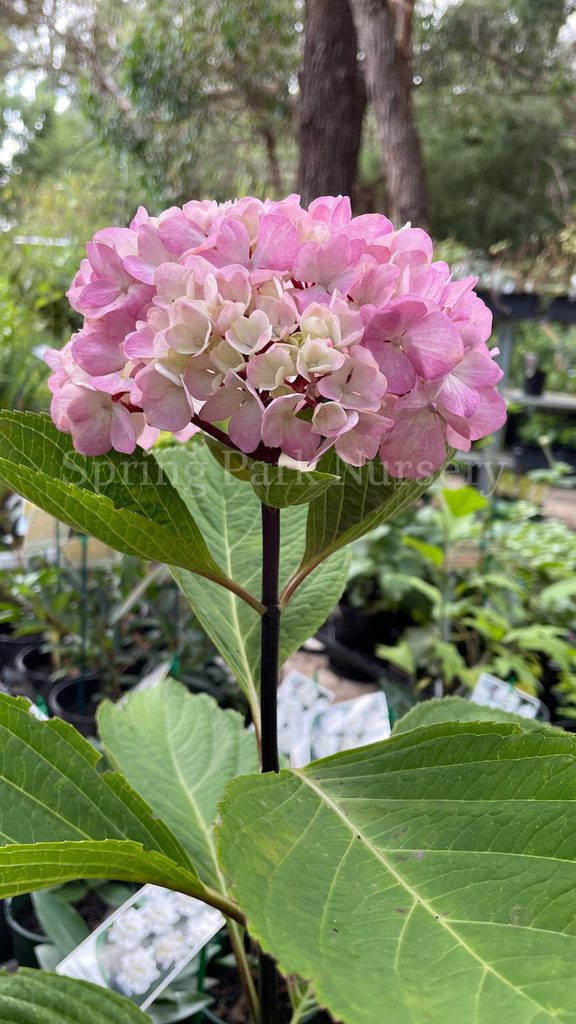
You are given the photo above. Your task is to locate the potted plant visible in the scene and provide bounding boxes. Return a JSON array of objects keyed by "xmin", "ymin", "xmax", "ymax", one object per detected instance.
[{"xmin": 5, "ymin": 195, "xmax": 576, "ymax": 1024}]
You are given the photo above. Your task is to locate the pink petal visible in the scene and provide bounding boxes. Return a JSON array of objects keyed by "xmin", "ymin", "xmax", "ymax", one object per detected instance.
[
  {"xmin": 159, "ymin": 213, "xmax": 206, "ymax": 256},
  {"xmin": 455, "ymin": 345, "xmax": 503, "ymax": 388},
  {"xmin": 78, "ymin": 280, "xmax": 122, "ymax": 315},
  {"xmin": 436, "ymin": 372, "xmax": 480, "ymax": 418},
  {"xmin": 308, "ymin": 195, "xmax": 352, "ymax": 228},
  {"xmin": 467, "ymin": 387, "xmax": 507, "ymax": 441},
  {"xmin": 361, "ymin": 299, "xmax": 427, "ymax": 343},
  {"xmin": 379, "ymin": 407, "xmax": 447, "ymax": 479},
  {"xmin": 86, "ymin": 242, "xmax": 126, "ymax": 282},
  {"xmin": 283, "ymin": 418, "xmax": 319, "ymax": 461},
  {"xmin": 216, "ymin": 220, "xmax": 251, "ymax": 265},
  {"xmin": 404, "ymin": 312, "xmax": 463, "ymax": 379},
  {"xmin": 71, "ymin": 410, "xmax": 114, "ymax": 456},
  {"xmin": 364, "ymin": 341, "xmax": 416, "ymax": 394},
  {"xmin": 253, "ymin": 214, "xmax": 299, "ymax": 271},
  {"xmin": 124, "ymin": 325, "xmax": 158, "ymax": 359},
  {"xmin": 229, "ymin": 401, "xmax": 264, "ymax": 453},
  {"xmin": 201, "ymin": 387, "xmax": 244, "ymax": 421},
  {"xmin": 110, "ymin": 404, "xmax": 137, "ymax": 453}
]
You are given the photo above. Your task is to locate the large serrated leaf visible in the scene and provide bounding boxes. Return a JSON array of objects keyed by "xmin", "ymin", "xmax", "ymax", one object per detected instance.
[
  {"xmin": 220, "ymin": 722, "xmax": 576, "ymax": 1024},
  {"xmin": 0, "ymin": 412, "xmax": 233, "ymax": 589},
  {"xmin": 0, "ymin": 841, "xmax": 202, "ymax": 899},
  {"xmin": 156, "ymin": 442, "xmax": 349, "ymax": 717},
  {"xmin": 0, "ymin": 969, "xmax": 149, "ymax": 1024},
  {"xmin": 0, "ymin": 693, "xmax": 228, "ymax": 912},
  {"xmin": 285, "ymin": 451, "xmax": 437, "ymax": 599},
  {"xmin": 392, "ymin": 696, "xmax": 553, "ymax": 734},
  {"xmin": 98, "ymin": 682, "xmax": 258, "ymax": 890}
]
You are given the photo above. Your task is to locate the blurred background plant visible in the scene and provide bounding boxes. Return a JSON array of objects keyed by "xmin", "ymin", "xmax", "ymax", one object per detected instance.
[{"xmin": 338, "ymin": 484, "xmax": 576, "ymax": 714}]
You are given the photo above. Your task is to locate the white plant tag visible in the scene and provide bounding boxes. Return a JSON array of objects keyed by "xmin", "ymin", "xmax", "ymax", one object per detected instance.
[
  {"xmin": 472, "ymin": 672, "xmax": 541, "ymax": 719},
  {"xmin": 56, "ymin": 884, "xmax": 223, "ymax": 1010},
  {"xmin": 278, "ymin": 669, "xmax": 390, "ymax": 767}
]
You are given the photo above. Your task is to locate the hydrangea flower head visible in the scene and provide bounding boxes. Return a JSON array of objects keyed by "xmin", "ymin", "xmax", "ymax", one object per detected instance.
[{"xmin": 48, "ymin": 196, "xmax": 506, "ymax": 478}]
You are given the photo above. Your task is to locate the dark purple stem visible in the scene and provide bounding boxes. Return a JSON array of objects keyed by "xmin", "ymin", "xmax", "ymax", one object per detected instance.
[
  {"xmin": 191, "ymin": 414, "xmax": 281, "ymax": 466},
  {"xmin": 258, "ymin": 502, "xmax": 281, "ymax": 1023}
]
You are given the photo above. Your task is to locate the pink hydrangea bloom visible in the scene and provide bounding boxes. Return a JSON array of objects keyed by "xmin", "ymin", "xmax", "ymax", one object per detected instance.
[{"xmin": 48, "ymin": 195, "xmax": 506, "ymax": 475}]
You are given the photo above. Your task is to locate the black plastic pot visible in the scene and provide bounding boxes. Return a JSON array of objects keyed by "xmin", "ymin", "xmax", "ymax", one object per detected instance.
[
  {"xmin": 546, "ymin": 296, "xmax": 576, "ymax": 323},
  {"xmin": 513, "ymin": 445, "xmax": 548, "ymax": 474},
  {"xmin": 523, "ymin": 369, "xmax": 546, "ymax": 396},
  {"xmin": 476, "ymin": 290, "xmax": 540, "ymax": 320},
  {"xmin": 0, "ymin": 900, "xmax": 15, "ymax": 965},
  {"xmin": 557, "ymin": 448, "xmax": 576, "ymax": 468},
  {"xmin": 554, "ymin": 720, "xmax": 576, "ymax": 733},
  {"xmin": 47, "ymin": 674, "xmax": 104, "ymax": 736},
  {"xmin": 4, "ymin": 896, "xmax": 47, "ymax": 968},
  {"xmin": 201, "ymin": 1010, "xmax": 329, "ymax": 1023},
  {"xmin": 0, "ymin": 626, "xmax": 44, "ymax": 670},
  {"xmin": 14, "ymin": 645, "xmax": 54, "ymax": 696}
]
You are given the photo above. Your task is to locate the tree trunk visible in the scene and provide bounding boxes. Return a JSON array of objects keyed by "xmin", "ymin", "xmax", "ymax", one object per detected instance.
[
  {"xmin": 348, "ymin": 0, "xmax": 428, "ymax": 227},
  {"xmin": 297, "ymin": 0, "xmax": 366, "ymax": 207}
]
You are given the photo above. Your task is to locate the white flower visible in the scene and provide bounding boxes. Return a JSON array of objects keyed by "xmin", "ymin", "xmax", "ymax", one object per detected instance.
[
  {"xmin": 296, "ymin": 338, "xmax": 345, "ymax": 381},
  {"xmin": 107, "ymin": 908, "xmax": 149, "ymax": 950},
  {"xmin": 153, "ymin": 929, "xmax": 188, "ymax": 969},
  {"xmin": 115, "ymin": 947, "xmax": 161, "ymax": 996},
  {"xmin": 141, "ymin": 896, "xmax": 180, "ymax": 934},
  {"xmin": 225, "ymin": 310, "xmax": 272, "ymax": 354}
]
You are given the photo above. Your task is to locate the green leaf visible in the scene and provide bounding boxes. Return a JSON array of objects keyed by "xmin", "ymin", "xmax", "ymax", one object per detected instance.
[
  {"xmin": 248, "ymin": 461, "xmax": 340, "ymax": 508},
  {"xmin": 375, "ymin": 640, "xmax": 415, "ymax": 677},
  {"xmin": 0, "ymin": 969, "xmax": 149, "ymax": 1024},
  {"xmin": 98, "ymin": 682, "xmax": 258, "ymax": 889},
  {"xmin": 442, "ymin": 485, "xmax": 488, "ymax": 517},
  {"xmin": 34, "ymin": 944, "xmax": 62, "ymax": 971},
  {"xmin": 402, "ymin": 536, "xmax": 445, "ymax": 566},
  {"xmin": 206, "ymin": 437, "xmax": 340, "ymax": 506},
  {"xmin": 220, "ymin": 722, "xmax": 576, "ymax": 1024},
  {"xmin": 382, "ymin": 573, "xmax": 443, "ymax": 607},
  {"xmin": 0, "ymin": 693, "xmax": 232, "ymax": 914},
  {"xmin": 0, "ymin": 841, "xmax": 206, "ymax": 900},
  {"xmin": 538, "ymin": 578, "xmax": 576, "ymax": 611},
  {"xmin": 287, "ymin": 451, "xmax": 437, "ymax": 600},
  {"xmin": 0, "ymin": 412, "xmax": 234, "ymax": 593},
  {"xmin": 392, "ymin": 695, "xmax": 553, "ymax": 734},
  {"xmin": 31, "ymin": 889, "xmax": 89, "ymax": 957},
  {"xmin": 156, "ymin": 441, "xmax": 349, "ymax": 716}
]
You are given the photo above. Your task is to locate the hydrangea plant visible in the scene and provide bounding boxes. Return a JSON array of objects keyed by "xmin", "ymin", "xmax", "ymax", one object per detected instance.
[{"xmin": 1, "ymin": 197, "xmax": 575, "ymax": 1024}]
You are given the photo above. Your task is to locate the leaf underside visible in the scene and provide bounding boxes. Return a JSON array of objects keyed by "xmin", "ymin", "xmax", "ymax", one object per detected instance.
[
  {"xmin": 156, "ymin": 441, "xmax": 349, "ymax": 708},
  {"xmin": 99, "ymin": 682, "xmax": 258, "ymax": 890}
]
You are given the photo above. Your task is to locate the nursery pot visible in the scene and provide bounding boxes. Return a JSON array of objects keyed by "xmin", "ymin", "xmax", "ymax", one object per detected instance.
[
  {"xmin": 333, "ymin": 602, "xmax": 404, "ymax": 653},
  {"xmin": 476, "ymin": 290, "xmax": 539, "ymax": 320},
  {"xmin": 4, "ymin": 895, "xmax": 48, "ymax": 968},
  {"xmin": 201, "ymin": 1010, "xmax": 329, "ymax": 1024},
  {"xmin": 14, "ymin": 644, "xmax": 54, "ymax": 696},
  {"xmin": 0, "ymin": 626, "xmax": 44, "ymax": 669},
  {"xmin": 523, "ymin": 369, "xmax": 546, "ymax": 396},
  {"xmin": 546, "ymin": 295, "xmax": 576, "ymax": 324},
  {"xmin": 47, "ymin": 673, "xmax": 106, "ymax": 736},
  {"xmin": 555, "ymin": 720, "xmax": 576, "ymax": 734},
  {"xmin": 513, "ymin": 445, "xmax": 549, "ymax": 474}
]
